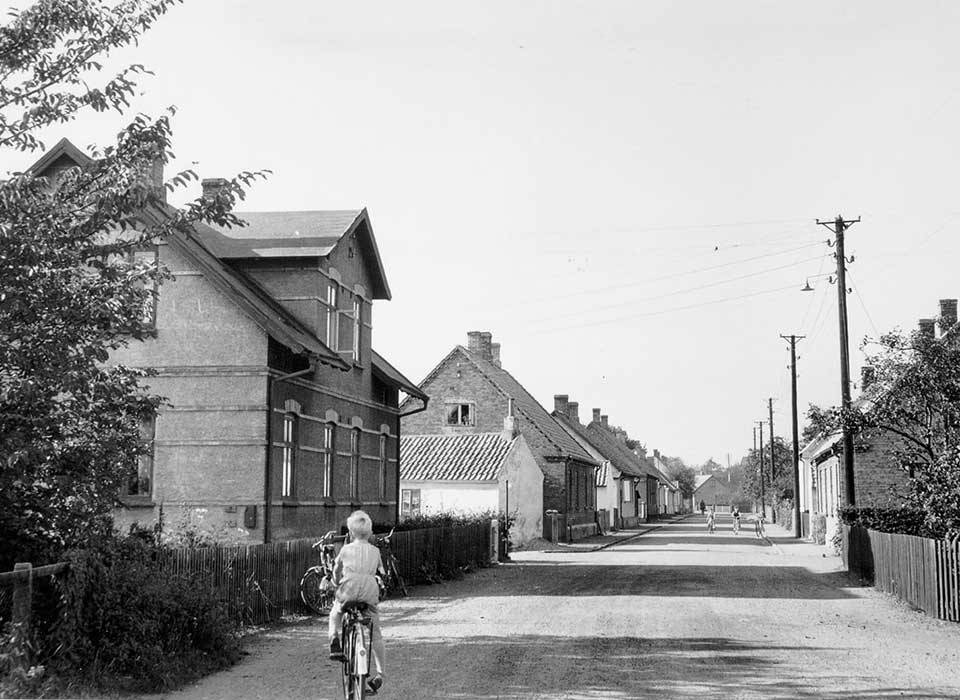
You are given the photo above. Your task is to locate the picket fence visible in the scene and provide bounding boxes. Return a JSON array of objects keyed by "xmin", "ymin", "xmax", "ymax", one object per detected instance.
[{"xmin": 842, "ymin": 524, "xmax": 960, "ymax": 622}]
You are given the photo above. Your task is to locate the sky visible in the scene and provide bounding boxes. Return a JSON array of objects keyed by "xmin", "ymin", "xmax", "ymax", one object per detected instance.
[{"xmin": 6, "ymin": 0, "xmax": 960, "ymax": 466}]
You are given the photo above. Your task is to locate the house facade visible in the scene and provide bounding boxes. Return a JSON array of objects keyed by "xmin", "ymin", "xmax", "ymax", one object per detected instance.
[
  {"xmin": 401, "ymin": 332, "xmax": 599, "ymax": 541},
  {"xmin": 29, "ymin": 140, "xmax": 426, "ymax": 543},
  {"xmin": 399, "ymin": 427, "xmax": 543, "ymax": 547},
  {"xmin": 693, "ymin": 474, "xmax": 732, "ymax": 512}
]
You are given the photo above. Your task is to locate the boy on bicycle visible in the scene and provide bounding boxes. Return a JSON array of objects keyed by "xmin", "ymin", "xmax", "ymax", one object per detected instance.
[
  {"xmin": 328, "ymin": 510, "xmax": 386, "ymax": 694},
  {"xmin": 732, "ymin": 506, "xmax": 741, "ymax": 535}
]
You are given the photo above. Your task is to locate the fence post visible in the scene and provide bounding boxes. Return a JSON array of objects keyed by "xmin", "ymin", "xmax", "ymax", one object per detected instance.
[{"xmin": 12, "ymin": 563, "xmax": 32, "ymax": 632}]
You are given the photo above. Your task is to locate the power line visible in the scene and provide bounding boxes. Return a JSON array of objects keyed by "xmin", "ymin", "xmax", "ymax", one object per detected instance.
[
  {"xmin": 530, "ymin": 283, "xmax": 798, "ymax": 335},
  {"xmin": 847, "ymin": 271, "xmax": 880, "ymax": 338},
  {"xmin": 799, "ymin": 250, "xmax": 831, "ymax": 329},
  {"xmin": 526, "ymin": 254, "xmax": 825, "ymax": 326}
]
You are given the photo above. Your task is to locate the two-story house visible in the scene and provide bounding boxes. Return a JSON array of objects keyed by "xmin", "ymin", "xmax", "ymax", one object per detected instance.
[
  {"xmin": 401, "ymin": 332, "xmax": 599, "ymax": 541},
  {"xmin": 28, "ymin": 139, "xmax": 427, "ymax": 543}
]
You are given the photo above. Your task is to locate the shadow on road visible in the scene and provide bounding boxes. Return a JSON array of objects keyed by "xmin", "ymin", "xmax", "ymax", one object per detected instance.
[{"xmin": 391, "ymin": 634, "xmax": 945, "ymax": 699}]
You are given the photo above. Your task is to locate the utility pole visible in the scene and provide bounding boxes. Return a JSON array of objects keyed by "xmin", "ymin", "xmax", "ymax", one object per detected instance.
[
  {"xmin": 817, "ymin": 214, "xmax": 860, "ymax": 506},
  {"xmin": 768, "ymin": 398, "xmax": 776, "ymax": 523},
  {"xmin": 756, "ymin": 420, "xmax": 766, "ymax": 518},
  {"xmin": 781, "ymin": 334, "xmax": 805, "ymax": 538}
]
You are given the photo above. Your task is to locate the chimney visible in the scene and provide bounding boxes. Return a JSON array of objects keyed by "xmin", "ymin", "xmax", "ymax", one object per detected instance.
[
  {"xmin": 202, "ymin": 177, "xmax": 229, "ymax": 201},
  {"xmin": 939, "ymin": 299, "xmax": 958, "ymax": 335},
  {"xmin": 592, "ymin": 408, "xmax": 601, "ymax": 424},
  {"xmin": 861, "ymin": 366, "xmax": 875, "ymax": 390},
  {"xmin": 919, "ymin": 318, "xmax": 936, "ymax": 340},
  {"xmin": 146, "ymin": 157, "xmax": 165, "ymax": 203},
  {"xmin": 601, "ymin": 414, "xmax": 609, "ymax": 429},
  {"xmin": 567, "ymin": 401, "xmax": 579, "ymax": 424},
  {"xmin": 490, "ymin": 342, "xmax": 501, "ymax": 368},
  {"xmin": 553, "ymin": 394, "xmax": 569, "ymax": 415},
  {"xmin": 654, "ymin": 449, "xmax": 661, "ymax": 460},
  {"xmin": 502, "ymin": 397, "xmax": 518, "ymax": 440},
  {"xmin": 466, "ymin": 331, "xmax": 493, "ymax": 360}
]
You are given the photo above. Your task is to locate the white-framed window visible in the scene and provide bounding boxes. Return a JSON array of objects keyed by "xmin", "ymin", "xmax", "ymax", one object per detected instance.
[
  {"xmin": 281, "ymin": 413, "xmax": 298, "ymax": 498},
  {"xmin": 127, "ymin": 416, "xmax": 155, "ymax": 497},
  {"xmin": 401, "ymin": 489, "xmax": 421, "ymax": 518},
  {"xmin": 350, "ymin": 428, "xmax": 360, "ymax": 499},
  {"xmin": 325, "ymin": 284, "xmax": 339, "ymax": 350},
  {"xmin": 352, "ymin": 297, "xmax": 362, "ymax": 361},
  {"xmin": 622, "ymin": 480, "xmax": 632, "ymax": 502},
  {"xmin": 378, "ymin": 434, "xmax": 387, "ymax": 500},
  {"xmin": 445, "ymin": 403, "xmax": 474, "ymax": 426},
  {"xmin": 322, "ymin": 423, "xmax": 334, "ymax": 498},
  {"xmin": 131, "ymin": 247, "xmax": 159, "ymax": 329}
]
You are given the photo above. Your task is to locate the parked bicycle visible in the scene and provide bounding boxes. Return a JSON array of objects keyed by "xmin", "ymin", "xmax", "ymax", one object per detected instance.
[
  {"xmin": 300, "ymin": 531, "xmax": 342, "ymax": 615},
  {"xmin": 375, "ymin": 527, "xmax": 407, "ymax": 598},
  {"xmin": 338, "ymin": 601, "xmax": 375, "ymax": 699}
]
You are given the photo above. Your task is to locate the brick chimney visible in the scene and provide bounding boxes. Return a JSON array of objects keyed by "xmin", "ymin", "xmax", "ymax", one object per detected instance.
[
  {"xmin": 490, "ymin": 342, "xmax": 501, "ymax": 368},
  {"xmin": 201, "ymin": 177, "xmax": 229, "ymax": 201},
  {"xmin": 553, "ymin": 394, "xmax": 569, "ymax": 415},
  {"xmin": 861, "ymin": 366, "xmax": 875, "ymax": 390},
  {"xmin": 592, "ymin": 408, "xmax": 601, "ymax": 424},
  {"xmin": 466, "ymin": 331, "xmax": 493, "ymax": 360},
  {"xmin": 601, "ymin": 414, "xmax": 609, "ymax": 429},
  {"xmin": 502, "ymin": 397, "xmax": 518, "ymax": 441},
  {"xmin": 567, "ymin": 401, "xmax": 579, "ymax": 424},
  {"xmin": 919, "ymin": 318, "xmax": 936, "ymax": 340},
  {"xmin": 146, "ymin": 157, "xmax": 165, "ymax": 203},
  {"xmin": 939, "ymin": 299, "xmax": 958, "ymax": 335}
]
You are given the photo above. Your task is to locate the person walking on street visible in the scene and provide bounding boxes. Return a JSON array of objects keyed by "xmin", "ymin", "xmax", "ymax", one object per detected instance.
[{"xmin": 699, "ymin": 500, "xmax": 706, "ymax": 516}]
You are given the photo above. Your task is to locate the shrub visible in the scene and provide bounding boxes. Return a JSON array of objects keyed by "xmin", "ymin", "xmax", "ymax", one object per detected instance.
[
  {"xmin": 50, "ymin": 533, "xmax": 242, "ymax": 693},
  {"xmin": 837, "ymin": 505, "xmax": 933, "ymax": 537}
]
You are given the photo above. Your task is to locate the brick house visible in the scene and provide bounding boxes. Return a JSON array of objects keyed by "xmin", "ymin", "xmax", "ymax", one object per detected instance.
[
  {"xmin": 799, "ymin": 299, "xmax": 959, "ymax": 541},
  {"xmin": 28, "ymin": 139, "xmax": 427, "ymax": 543},
  {"xmin": 399, "ymin": 420, "xmax": 543, "ymax": 547},
  {"xmin": 693, "ymin": 474, "xmax": 732, "ymax": 512},
  {"xmin": 650, "ymin": 450, "xmax": 684, "ymax": 514},
  {"xmin": 401, "ymin": 332, "xmax": 599, "ymax": 541},
  {"xmin": 552, "ymin": 398, "xmax": 659, "ymax": 529}
]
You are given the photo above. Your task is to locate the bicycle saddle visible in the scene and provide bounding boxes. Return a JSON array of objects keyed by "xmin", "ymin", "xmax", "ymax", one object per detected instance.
[{"xmin": 341, "ymin": 601, "xmax": 369, "ymax": 613}]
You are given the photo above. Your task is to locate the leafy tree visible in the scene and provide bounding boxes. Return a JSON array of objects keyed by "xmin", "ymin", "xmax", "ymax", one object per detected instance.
[
  {"xmin": 0, "ymin": 0, "xmax": 265, "ymax": 569},
  {"xmin": 665, "ymin": 461, "xmax": 697, "ymax": 498},
  {"xmin": 811, "ymin": 327, "xmax": 960, "ymax": 536},
  {"xmin": 732, "ymin": 437, "xmax": 794, "ymax": 506}
]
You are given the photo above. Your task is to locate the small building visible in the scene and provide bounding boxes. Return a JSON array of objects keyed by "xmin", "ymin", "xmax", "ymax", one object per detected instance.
[
  {"xmin": 402, "ymin": 332, "xmax": 599, "ymax": 541},
  {"xmin": 399, "ymin": 424, "xmax": 543, "ymax": 548},
  {"xmin": 692, "ymin": 474, "xmax": 732, "ymax": 512}
]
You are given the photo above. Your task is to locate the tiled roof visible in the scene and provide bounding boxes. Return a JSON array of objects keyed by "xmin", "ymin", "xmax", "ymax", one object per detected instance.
[
  {"xmin": 583, "ymin": 422, "xmax": 659, "ymax": 479},
  {"xmin": 400, "ymin": 433, "xmax": 512, "ymax": 482},
  {"xmin": 372, "ymin": 350, "xmax": 428, "ymax": 401},
  {"xmin": 694, "ymin": 474, "xmax": 714, "ymax": 490},
  {"xmin": 459, "ymin": 348, "xmax": 595, "ymax": 464},
  {"xmin": 200, "ymin": 210, "xmax": 363, "ymax": 258}
]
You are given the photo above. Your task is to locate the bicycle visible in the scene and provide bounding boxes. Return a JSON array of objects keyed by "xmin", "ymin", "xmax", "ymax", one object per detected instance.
[
  {"xmin": 300, "ymin": 531, "xmax": 341, "ymax": 615},
  {"xmin": 732, "ymin": 515, "xmax": 741, "ymax": 535},
  {"xmin": 338, "ymin": 601, "xmax": 376, "ymax": 699},
  {"xmin": 375, "ymin": 527, "xmax": 407, "ymax": 598}
]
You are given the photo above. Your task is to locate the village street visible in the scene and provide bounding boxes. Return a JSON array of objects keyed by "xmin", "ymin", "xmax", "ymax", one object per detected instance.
[{"xmin": 149, "ymin": 516, "xmax": 960, "ymax": 700}]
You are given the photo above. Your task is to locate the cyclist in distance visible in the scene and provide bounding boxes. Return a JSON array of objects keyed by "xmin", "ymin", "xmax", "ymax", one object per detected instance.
[
  {"xmin": 731, "ymin": 506, "xmax": 741, "ymax": 535},
  {"xmin": 327, "ymin": 510, "xmax": 387, "ymax": 694}
]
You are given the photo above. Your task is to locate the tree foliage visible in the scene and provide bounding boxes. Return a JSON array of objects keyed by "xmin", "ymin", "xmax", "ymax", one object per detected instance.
[
  {"xmin": 663, "ymin": 460, "xmax": 697, "ymax": 498},
  {"xmin": 0, "ymin": 0, "xmax": 267, "ymax": 570},
  {"xmin": 733, "ymin": 437, "xmax": 794, "ymax": 505}
]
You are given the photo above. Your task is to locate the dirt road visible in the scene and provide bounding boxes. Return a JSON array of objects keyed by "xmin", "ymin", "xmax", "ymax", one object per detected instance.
[{"xmin": 149, "ymin": 515, "xmax": 960, "ymax": 699}]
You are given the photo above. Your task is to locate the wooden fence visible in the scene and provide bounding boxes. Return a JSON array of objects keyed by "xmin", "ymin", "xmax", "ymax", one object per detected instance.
[{"xmin": 842, "ymin": 525, "xmax": 960, "ymax": 623}]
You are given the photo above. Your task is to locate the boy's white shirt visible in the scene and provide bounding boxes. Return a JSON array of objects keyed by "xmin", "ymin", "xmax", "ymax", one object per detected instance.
[{"xmin": 332, "ymin": 539, "xmax": 385, "ymax": 605}]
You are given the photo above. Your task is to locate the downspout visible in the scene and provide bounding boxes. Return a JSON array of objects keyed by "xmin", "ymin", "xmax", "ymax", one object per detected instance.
[
  {"xmin": 264, "ymin": 361, "xmax": 315, "ymax": 544},
  {"xmin": 398, "ymin": 398, "xmax": 429, "ymax": 525}
]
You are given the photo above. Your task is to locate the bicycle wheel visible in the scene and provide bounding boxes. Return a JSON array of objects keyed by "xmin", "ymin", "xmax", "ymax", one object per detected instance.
[
  {"xmin": 387, "ymin": 556, "xmax": 408, "ymax": 597},
  {"xmin": 340, "ymin": 625, "xmax": 365, "ymax": 700},
  {"xmin": 299, "ymin": 567, "xmax": 333, "ymax": 615}
]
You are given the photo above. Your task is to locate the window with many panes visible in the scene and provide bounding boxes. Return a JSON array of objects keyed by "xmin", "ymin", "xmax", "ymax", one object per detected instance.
[
  {"xmin": 325, "ymin": 284, "xmax": 339, "ymax": 351},
  {"xmin": 350, "ymin": 428, "xmax": 360, "ymax": 499},
  {"xmin": 445, "ymin": 403, "xmax": 474, "ymax": 426},
  {"xmin": 127, "ymin": 416, "xmax": 155, "ymax": 498},
  {"xmin": 281, "ymin": 413, "xmax": 298, "ymax": 498},
  {"xmin": 130, "ymin": 248, "xmax": 159, "ymax": 330},
  {"xmin": 322, "ymin": 423, "xmax": 334, "ymax": 498},
  {"xmin": 378, "ymin": 434, "xmax": 387, "ymax": 500},
  {"xmin": 401, "ymin": 489, "xmax": 421, "ymax": 518}
]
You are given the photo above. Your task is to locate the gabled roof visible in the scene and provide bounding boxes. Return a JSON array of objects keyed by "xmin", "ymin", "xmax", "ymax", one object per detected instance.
[
  {"xmin": 201, "ymin": 209, "xmax": 391, "ymax": 299},
  {"xmin": 583, "ymin": 420, "xmax": 660, "ymax": 479},
  {"xmin": 372, "ymin": 350, "xmax": 428, "ymax": 401},
  {"xmin": 445, "ymin": 346, "xmax": 595, "ymax": 464},
  {"xmin": 25, "ymin": 137, "xmax": 93, "ymax": 174},
  {"xmin": 553, "ymin": 412, "xmax": 645, "ymax": 478},
  {"xmin": 693, "ymin": 474, "xmax": 726, "ymax": 493},
  {"xmin": 400, "ymin": 433, "xmax": 513, "ymax": 482}
]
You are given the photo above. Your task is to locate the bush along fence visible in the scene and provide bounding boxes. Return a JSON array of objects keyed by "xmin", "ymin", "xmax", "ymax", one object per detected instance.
[{"xmin": 842, "ymin": 524, "xmax": 960, "ymax": 623}]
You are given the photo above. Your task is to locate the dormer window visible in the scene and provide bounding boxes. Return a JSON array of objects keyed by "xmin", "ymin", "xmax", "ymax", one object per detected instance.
[{"xmin": 445, "ymin": 403, "xmax": 474, "ymax": 426}]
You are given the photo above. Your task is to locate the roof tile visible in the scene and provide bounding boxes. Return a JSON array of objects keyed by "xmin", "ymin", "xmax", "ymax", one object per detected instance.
[{"xmin": 400, "ymin": 433, "xmax": 513, "ymax": 482}]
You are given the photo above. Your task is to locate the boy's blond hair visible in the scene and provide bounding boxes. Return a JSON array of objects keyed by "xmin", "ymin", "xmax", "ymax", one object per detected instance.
[{"xmin": 346, "ymin": 510, "xmax": 373, "ymax": 540}]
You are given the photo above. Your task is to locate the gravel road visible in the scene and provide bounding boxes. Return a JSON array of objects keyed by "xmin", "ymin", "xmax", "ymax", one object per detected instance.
[{"xmin": 146, "ymin": 515, "xmax": 960, "ymax": 700}]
